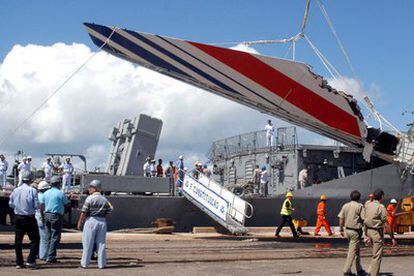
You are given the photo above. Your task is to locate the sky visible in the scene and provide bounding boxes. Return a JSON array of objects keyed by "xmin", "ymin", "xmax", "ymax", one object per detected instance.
[{"xmin": 0, "ymin": 0, "xmax": 413, "ymax": 171}]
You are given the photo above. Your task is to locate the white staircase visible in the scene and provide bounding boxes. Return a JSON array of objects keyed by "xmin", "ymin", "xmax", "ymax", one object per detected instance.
[{"xmin": 180, "ymin": 169, "xmax": 253, "ymax": 235}]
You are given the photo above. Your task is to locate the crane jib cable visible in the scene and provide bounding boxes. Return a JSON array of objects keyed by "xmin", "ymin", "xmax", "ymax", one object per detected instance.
[{"xmin": 0, "ymin": 27, "xmax": 118, "ymax": 147}]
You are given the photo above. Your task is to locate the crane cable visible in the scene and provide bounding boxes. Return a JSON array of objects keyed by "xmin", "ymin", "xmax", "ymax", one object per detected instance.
[{"xmin": 0, "ymin": 27, "xmax": 119, "ymax": 147}]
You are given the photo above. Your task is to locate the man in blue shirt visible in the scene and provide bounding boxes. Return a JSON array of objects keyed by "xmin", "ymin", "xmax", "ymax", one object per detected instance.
[
  {"xmin": 39, "ymin": 176, "xmax": 70, "ymax": 263},
  {"xmin": 9, "ymin": 171, "xmax": 39, "ymax": 269}
]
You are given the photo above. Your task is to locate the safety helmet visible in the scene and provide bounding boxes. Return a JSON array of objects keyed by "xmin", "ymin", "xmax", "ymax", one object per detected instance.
[
  {"xmin": 179, "ymin": 155, "xmax": 184, "ymax": 160},
  {"xmin": 390, "ymin": 199, "xmax": 397, "ymax": 204},
  {"xmin": 22, "ymin": 156, "xmax": 27, "ymax": 160},
  {"xmin": 38, "ymin": 180, "xmax": 50, "ymax": 191},
  {"xmin": 21, "ymin": 171, "xmax": 32, "ymax": 182},
  {"xmin": 27, "ymin": 156, "xmax": 32, "ymax": 159},
  {"xmin": 89, "ymin": 179, "xmax": 102, "ymax": 190},
  {"xmin": 320, "ymin": 194, "xmax": 327, "ymax": 200},
  {"xmin": 286, "ymin": 192, "xmax": 293, "ymax": 197}
]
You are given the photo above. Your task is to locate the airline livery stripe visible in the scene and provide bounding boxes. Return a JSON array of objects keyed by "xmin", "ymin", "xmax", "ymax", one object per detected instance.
[{"xmin": 189, "ymin": 42, "xmax": 361, "ymax": 138}]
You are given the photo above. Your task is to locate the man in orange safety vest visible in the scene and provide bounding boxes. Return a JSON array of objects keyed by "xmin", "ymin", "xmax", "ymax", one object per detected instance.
[
  {"xmin": 314, "ymin": 194, "xmax": 333, "ymax": 236},
  {"xmin": 386, "ymin": 198, "xmax": 398, "ymax": 234}
]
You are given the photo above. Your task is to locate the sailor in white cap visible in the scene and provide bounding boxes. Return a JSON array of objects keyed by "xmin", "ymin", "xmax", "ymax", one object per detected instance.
[
  {"xmin": 0, "ymin": 154, "xmax": 8, "ymax": 191},
  {"xmin": 77, "ymin": 179, "xmax": 113, "ymax": 269},
  {"xmin": 59, "ymin": 157, "xmax": 74, "ymax": 192},
  {"xmin": 143, "ymin": 157, "xmax": 151, "ymax": 177},
  {"xmin": 17, "ymin": 156, "xmax": 30, "ymax": 186},
  {"xmin": 41, "ymin": 157, "xmax": 54, "ymax": 183}
]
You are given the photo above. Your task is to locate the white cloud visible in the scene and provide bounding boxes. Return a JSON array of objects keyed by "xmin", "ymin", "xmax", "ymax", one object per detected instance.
[
  {"xmin": 0, "ymin": 42, "xmax": 287, "ymax": 170},
  {"xmin": 230, "ymin": 43, "xmax": 260, "ymax": 54}
]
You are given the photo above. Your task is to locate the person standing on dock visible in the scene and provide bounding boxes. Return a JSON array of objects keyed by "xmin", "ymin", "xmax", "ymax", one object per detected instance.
[
  {"xmin": 264, "ymin": 119, "xmax": 275, "ymax": 147},
  {"xmin": 0, "ymin": 154, "xmax": 8, "ymax": 191},
  {"xmin": 35, "ymin": 180, "xmax": 50, "ymax": 260},
  {"xmin": 59, "ymin": 158, "xmax": 74, "ymax": 192},
  {"xmin": 363, "ymin": 189, "xmax": 396, "ymax": 276},
  {"xmin": 386, "ymin": 199, "xmax": 397, "ymax": 234},
  {"xmin": 39, "ymin": 176, "xmax": 70, "ymax": 263},
  {"xmin": 77, "ymin": 180, "xmax": 113, "ymax": 269},
  {"xmin": 314, "ymin": 194, "xmax": 333, "ymax": 236},
  {"xmin": 8, "ymin": 171, "xmax": 40, "ymax": 269},
  {"xmin": 275, "ymin": 192, "xmax": 298, "ymax": 238},
  {"xmin": 41, "ymin": 157, "xmax": 54, "ymax": 183},
  {"xmin": 338, "ymin": 190, "xmax": 366, "ymax": 276}
]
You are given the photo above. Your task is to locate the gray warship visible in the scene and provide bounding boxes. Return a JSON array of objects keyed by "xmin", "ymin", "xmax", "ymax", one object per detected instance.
[{"xmin": 76, "ymin": 114, "xmax": 413, "ymax": 232}]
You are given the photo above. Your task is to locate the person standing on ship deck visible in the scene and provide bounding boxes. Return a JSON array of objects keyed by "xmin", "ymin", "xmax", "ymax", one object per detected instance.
[
  {"xmin": 264, "ymin": 119, "xmax": 275, "ymax": 147},
  {"xmin": 59, "ymin": 158, "xmax": 73, "ymax": 192},
  {"xmin": 0, "ymin": 154, "xmax": 9, "ymax": 191},
  {"xmin": 41, "ymin": 157, "xmax": 54, "ymax": 183}
]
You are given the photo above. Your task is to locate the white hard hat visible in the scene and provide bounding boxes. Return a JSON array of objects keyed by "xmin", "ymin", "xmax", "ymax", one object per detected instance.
[
  {"xmin": 27, "ymin": 156, "xmax": 32, "ymax": 159},
  {"xmin": 38, "ymin": 181, "xmax": 50, "ymax": 191},
  {"xmin": 390, "ymin": 199, "xmax": 397, "ymax": 204},
  {"xmin": 89, "ymin": 179, "xmax": 102, "ymax": 190},
  {"xmin": 179, "ymin": 155, "xmax": 184, "ymax": 160},
  {"xmin": 22, "ymin": 156, "xmax": 27, "ymax": 160}
]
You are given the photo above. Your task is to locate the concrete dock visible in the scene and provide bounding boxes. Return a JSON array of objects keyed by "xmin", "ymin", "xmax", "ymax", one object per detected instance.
[{"xmin": 0, "ymin": 228, "xmax": 413, "ymax": 275}]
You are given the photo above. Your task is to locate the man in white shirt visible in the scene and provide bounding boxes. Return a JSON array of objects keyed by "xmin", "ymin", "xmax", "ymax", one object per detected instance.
[
  {"xmin": 0, "ymin": 154, "xmax": 8, "ymax": 191},
  {"xmin": 17, "ymin": 156, "xmax": 30, "ymax": 186},
  {"xmin": 264, "ymin": 120, "xmax": 275, "ymax": 147},
  {"xmin": 143, "ymin": 157, "xmax": 151, "ymax": 177},
  {"xmin": 260, "ymin": 165, "xmax": 271, "ymax": 197},
  {"xmin": 59, "ymin": 158, "xmax": 74, "ymax": 192},
  {"xmin": 298, "ymin": 167, "xmax": 309, "ymax": 189},
  {"xmin": 42, "ymin": 157, "xmax": 54, "ymax": 182}
]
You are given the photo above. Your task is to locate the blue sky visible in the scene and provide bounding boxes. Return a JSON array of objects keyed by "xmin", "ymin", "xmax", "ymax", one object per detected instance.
[
  {"xmin": 1, "ymin": 1, "xmax": 414, "ymax": 169},
  {"xmin": 1, "ymin": 0, "xmax": 413, "ymax": 130}
]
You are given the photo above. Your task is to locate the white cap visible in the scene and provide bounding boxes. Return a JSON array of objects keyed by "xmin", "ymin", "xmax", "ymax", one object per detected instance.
[
  {"xmin": 179, "ymin": 155, "xmax": 184, "ymax": 160},
  {"xmin": 38, "ymin": 181, "xmax": 50, "ymax": 191},
  {"xmin": 390, "ymin": 199, "xmax": 397, "ymax": 204},
  {"xmin": 27, "ymin": 156, "xmax": 32, "ymax": 159},
  {"xmin": 22, "ymin": 156, "xmax": 27, "ymax": 160}
]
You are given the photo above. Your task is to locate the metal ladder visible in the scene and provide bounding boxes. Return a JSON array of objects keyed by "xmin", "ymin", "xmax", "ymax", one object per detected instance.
[{"xmin": 179, "ymin": 169, "xmax": 253, "ymax": 235}]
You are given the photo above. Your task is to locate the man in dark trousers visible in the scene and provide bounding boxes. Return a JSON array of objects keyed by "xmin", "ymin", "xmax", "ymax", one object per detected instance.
[
  {"xmin": 275, "ymin": 192, "xmax": 298, "ymax": 238},
  {"xmin": 39, "ymin": 176, "xmax": 70, "ymax": 263},
  {"xmin": 9, "ymin": 171, "xmax": 40, "ymax": 269}
]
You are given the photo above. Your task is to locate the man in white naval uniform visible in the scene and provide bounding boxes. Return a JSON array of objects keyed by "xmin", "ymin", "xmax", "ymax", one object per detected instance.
[
  {"xmin": 0, "ymin": 154, "xmax": 8, "ymax": 191},
  {"xmin": 17, "ymin": 156, "xmax": 30, "ymax": 186},
  {"xmin": 41, "ymin": 157, "xmax": 54, "ymax": 182},
  {"xmin": 59, "ymin": 158, "xmax": 74, "ymax": 192},
  {"xmin": 265, "ymin": 119, "xmax": 275, "ymax": 147}
]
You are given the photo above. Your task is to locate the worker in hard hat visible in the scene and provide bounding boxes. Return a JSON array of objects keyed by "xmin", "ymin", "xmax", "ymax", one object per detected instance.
[
  {"xmin": 386, "ymin": 199, "xmax": 398, "ymax": 234},
  {"xmin": 314, "ymin": 194, "xmax": 333, "ymax": 236},
  {"xmin": 275, "ymin": 192, "xmax": 299, "ymax": 238},
  {"xmin": 59, "ymin": 158, "xmax": 74, "ymax": 192},
  {"xmin": 77, "ymin": 179, "xmax": 113, "ymax": 269}
]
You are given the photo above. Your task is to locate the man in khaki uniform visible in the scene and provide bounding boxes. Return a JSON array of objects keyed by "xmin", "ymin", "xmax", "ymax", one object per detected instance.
[
  {"xmin": 338, "ymin": 190, "xmax": 366, "ymax": 276},
  {"xmin": 363, "ymin": 189, "xmax": 396, "ymax": 276}
]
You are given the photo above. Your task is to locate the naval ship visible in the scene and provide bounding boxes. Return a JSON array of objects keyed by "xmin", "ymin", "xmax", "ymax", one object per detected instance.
[{"xmin": 2, "ymin": 1, "xmax": 413, "ymax": 234}]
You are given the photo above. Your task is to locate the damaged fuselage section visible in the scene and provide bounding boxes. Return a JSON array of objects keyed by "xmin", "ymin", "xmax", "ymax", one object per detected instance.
[{"xmin": 84, "ymin": 23, "xmax": 414, "ymax": 172}]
